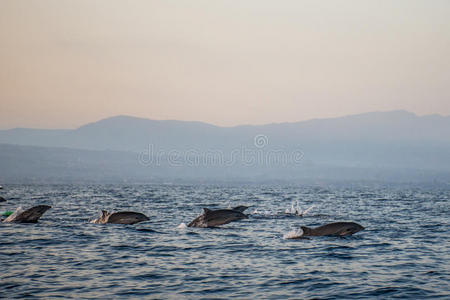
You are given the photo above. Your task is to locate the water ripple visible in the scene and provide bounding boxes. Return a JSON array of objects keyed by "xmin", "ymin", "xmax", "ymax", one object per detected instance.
[{"xmin": 0, "ymin": 184, "xmax": 449, "ymax": 299}]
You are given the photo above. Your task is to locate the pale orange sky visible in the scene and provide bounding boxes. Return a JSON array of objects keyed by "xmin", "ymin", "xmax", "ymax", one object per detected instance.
[{"xmin": 1, "ymin": 0, "xmax": 450, "ymax": 129}]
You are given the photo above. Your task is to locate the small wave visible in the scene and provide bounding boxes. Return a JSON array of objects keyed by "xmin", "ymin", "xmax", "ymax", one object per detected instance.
[{"xmin": 283, "ymin": 228, "xmax": 304, "ymax": 239}]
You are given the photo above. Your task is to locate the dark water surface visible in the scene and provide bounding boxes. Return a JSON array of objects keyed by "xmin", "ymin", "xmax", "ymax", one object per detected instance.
[{"xmin": 1, "ymin": 184, "xmax": 449, "ymax": 299}]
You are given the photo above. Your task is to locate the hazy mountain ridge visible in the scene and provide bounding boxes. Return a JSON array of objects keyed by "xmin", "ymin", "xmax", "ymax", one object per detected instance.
[
  {"xmin": 1, "ymin": 110, "xmax": 449, "ymax": 183},
  {"xmin": 1, "ymin": 110, "xmax": 449, "ymax": 152}
]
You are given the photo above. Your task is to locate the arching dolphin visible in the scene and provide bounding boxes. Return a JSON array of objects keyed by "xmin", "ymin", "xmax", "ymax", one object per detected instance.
[
  {"xmin": 2, "ymin": 205, "xmax": 51, "ymax": 223},
  {"xmin": 0, "ymin": 196, "xmax": 6, "ymax": 202},
  {"xmin": 300, "ymin": 222, "xmax": 364, "ymax": 237},
  {"xmin": 188, "ymin": 208, "xmax": 248, "ymax": 228},
  {"xmin": 91, "ymin": 210, "xmax": 149, "ymax": 225}
]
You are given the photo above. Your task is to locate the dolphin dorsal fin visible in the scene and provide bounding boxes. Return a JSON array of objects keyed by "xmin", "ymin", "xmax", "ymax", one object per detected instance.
[
  {"xmin": 300, "ymin": 226, "xmax": 312, "ymax": 235},
  {"xmin": 203, "ymin": 208, "xmax": 212, "ymax": 214}
]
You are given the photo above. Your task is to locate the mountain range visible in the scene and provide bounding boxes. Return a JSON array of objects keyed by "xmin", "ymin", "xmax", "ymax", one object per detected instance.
[{"xmin": 1, "ymin": 110, "xmax": 449, "ymax": 183}]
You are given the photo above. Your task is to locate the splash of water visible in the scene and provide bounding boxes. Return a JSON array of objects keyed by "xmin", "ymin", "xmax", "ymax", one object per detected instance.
[
  {"xmin": 252, "ymin": 208, "xmax": 275, "ymax": 216},
  {"xmin": 303, "ymin": 205, "xmax": 315, "ymax": 215},
  {"xmin": 296, "ymin": 200, "xmax": 302, "ymax": 215},
  {"xmin": 285, "ymin": 201, "xmax": 295, "ymax": 214},
  {"xmin": 285, "ymin": 201, "xmax": 316, "ymax": 216},
  {"xmin": 177, "ymin": 223, "xmax": 188, "ymax": 229},
  {"xmin": 286, "ymin": 200, "xmax": 303, "ymax": 215},
  {"xmin": 283, "ymin": 228, "xmax": 304, "ymax": 239}
]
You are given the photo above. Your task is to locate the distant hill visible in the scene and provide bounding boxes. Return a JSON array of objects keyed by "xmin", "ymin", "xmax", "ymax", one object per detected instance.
[
  {"xmin": 1, "ymin": 110, "xmax": 449, "ymax": 150},
  {"xmin": 0, "ymin": 110, "xmax": 449, "ymax": 183}
]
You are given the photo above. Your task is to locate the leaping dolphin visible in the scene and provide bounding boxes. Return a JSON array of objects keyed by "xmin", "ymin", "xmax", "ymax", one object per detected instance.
[
  {"xmin": 91, "ymin": 210, "xmax": 149, "ymax": 225},
  {"xmin": 2, "ymin": 205, "xmax": 51, "ymax": 223},
  {"xmin": 298, "ymin": 222, "xmax": 364, "ymax": 237},
  {"xmin": 188, "ymin": 208, "xmax": 248, "ymax": 228}
]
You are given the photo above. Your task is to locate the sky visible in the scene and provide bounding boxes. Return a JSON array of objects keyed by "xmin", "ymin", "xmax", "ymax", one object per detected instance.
[{"xmin": 1, "ymin": 0, "xmax": 450, "ymax": 129}]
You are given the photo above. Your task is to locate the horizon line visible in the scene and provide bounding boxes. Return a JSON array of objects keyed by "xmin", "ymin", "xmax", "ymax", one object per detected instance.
[{"xmin": 2, "ymin": 109, "xmax": 449, "ymax": 131}]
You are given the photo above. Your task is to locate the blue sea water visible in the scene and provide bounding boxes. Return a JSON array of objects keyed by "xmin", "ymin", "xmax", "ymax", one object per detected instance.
[{"xmin": 0, "ymin": 184, "xmax": 449, "ymax": 299}]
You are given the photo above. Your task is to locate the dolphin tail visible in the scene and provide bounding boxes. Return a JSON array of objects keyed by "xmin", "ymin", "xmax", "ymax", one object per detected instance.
[
  {"xmin": 300, "ymin": 226, "xmax": 313, "ymax": 236},
  {"xmin": 90, "ymin": 210, "xmax": 109, "ymax": 224}
]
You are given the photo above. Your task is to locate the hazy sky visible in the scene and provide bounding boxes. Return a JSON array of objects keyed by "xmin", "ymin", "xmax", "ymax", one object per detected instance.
[{"xmin": 1, "ymin": 0, "xmax": 449, "ymax": 129}]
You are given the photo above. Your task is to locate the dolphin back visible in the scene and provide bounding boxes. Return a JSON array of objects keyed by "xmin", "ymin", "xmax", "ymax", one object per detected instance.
[
  {"xmin": 203, "ymin": 209, "xmax": 248, "ymax": 227},
  {"xmin": 106, "ymin": 211, "xmax": 149, "ymax": 224},
  {"xmin": 4, "ymin": 205, "xmax": 51, "ymax": 223},
  {"xmin": 301, "ymin": 222, "xmax": 364, "ymax": 236},
  {"xmin": 188, "ymin": 208, "xmax": 248, "ymax": 228}
]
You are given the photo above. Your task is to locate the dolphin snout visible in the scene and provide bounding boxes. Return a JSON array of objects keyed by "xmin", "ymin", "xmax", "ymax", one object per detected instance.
[{"xmin": 353, "ymin": 224, "xmax": 365, "ymax": 233}]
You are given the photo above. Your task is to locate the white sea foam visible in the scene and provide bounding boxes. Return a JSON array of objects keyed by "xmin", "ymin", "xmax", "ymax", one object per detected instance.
[
  {"xmin": 252, "ymin": 208, "xmax": 273, "ymax": 216},
  {"xmin": 283, "ymin": 228, "xmax": 304, "ymax": 239},
  {"xmin": 177, "ymin": 222, "xmax": 188, "ymax": 229}
]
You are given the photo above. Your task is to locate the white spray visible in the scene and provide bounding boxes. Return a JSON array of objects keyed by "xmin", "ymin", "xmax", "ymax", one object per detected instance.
[{"xmin": 283, "ymin": 227, "xmax": 304, "ymax": 239}]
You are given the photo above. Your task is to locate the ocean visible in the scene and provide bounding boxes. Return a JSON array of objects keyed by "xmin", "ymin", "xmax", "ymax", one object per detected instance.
[{"xmin": 1, "ymin": 183, "xmax": 449, "ymax": 299}]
